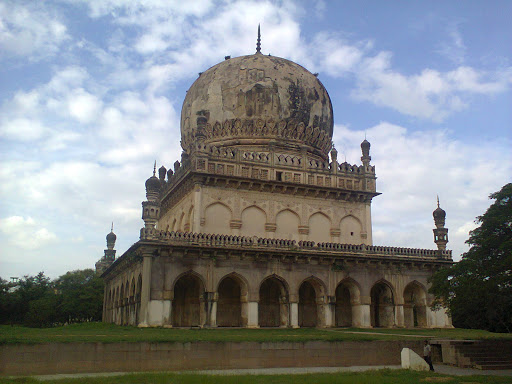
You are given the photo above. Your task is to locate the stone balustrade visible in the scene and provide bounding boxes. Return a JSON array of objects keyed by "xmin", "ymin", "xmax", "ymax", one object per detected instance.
[{"xmin": 139, "ymin": 228, "xmax": 452, "ymax": 259}]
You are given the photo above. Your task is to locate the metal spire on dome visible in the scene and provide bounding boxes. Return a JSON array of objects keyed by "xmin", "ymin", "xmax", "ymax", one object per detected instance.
[
  {"xmin": 111, "ymin": 222, "xmax": 114, "ymax": 232},
  {"xmin": 153, "ymin": 161, "xmax": 156, "ymax": 176},
  {"xmin": 437, "ymin": 195, "xmax": 440, "ymax": 208},
  {"xmin": 256, "ymin": 24, "xmax": 261, "ymax": 53}
]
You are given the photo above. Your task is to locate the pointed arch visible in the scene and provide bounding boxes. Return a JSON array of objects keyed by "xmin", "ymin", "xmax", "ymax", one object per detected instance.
[
  {"xmin": 241, "ymin": 205, "xmax": 267, "ymax": 237},
  {"xmin": 275, "ymin": 209, "xmax": 300, "ymax": 241},
  {"xmin": 258, "ymin": 274, "xmax": 290, "ymax": 327},
  {"xmin": 298, "ymin": 276, "xmax": 327, "ymax": 327},
  {"xmin": 216, "ymin": 273, "xmax": 249, "ymax": 327},
  {"xmin": 172, "ymin": 271, "xmax": 206, "ymax": 327},
  {"xmin": 204, "ymin": 202, "xmax": 232, "ymax": 235},
  {"xmin": 339, "ymin": 215, "xmax": 363, "ymax": 244},
  {"xmin": 404, "ymin": 281, "xmax": 428, "ymax": 328},
  {"xmin": 308, "ymin": 211, "xmax": 331, "ymax": 243},
  {"xmin": 130, "ymin": 277, "xmax": 136, "ymax": 298},
  {"xmin": 370, "ymin": 279, "xmax": 396, "ymax": 328},
  {"xmin": 335, "ymin": 277, "xmax": 362, "ymax": 327}
]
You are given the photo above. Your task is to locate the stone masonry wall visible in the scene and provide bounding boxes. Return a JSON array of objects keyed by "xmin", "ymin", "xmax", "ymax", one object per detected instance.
[{"xmin": 1, "ymin": 340, "xmax": 424, "ymax": 376}]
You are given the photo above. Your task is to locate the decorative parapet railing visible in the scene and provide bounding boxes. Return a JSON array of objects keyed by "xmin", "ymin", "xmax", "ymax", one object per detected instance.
[{"xmin": 139, "ymin": 228, "xmax": 452, "ymax": 260}]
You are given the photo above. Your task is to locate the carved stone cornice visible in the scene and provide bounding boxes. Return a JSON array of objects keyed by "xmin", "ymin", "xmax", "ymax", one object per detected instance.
[{"xmin": 181, "ymin": 118, "xmax": 332, "ymax": 159}]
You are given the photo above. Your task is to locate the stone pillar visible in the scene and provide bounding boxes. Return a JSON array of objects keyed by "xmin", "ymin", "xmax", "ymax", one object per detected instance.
[
  {"xmin": 353, "ymin": 296, "xmax": 371, "ymax": 328},
  {"xmin": 193, "ymin": 183, "xmax": 202, "ymax": 233},
  {"xmin": 325, "ymin": 297, "xmax": 335, "ymax": 327},
  {"xmin": 395, "ymin": 304, "xmax": 405, "ymax": 327},
  {"xmin": 265, "ymin": 223, "xmax": 276, "ymax": 239},
  {"xmin": 204, "ymin": 292, "xmax": 217, "ymax": 327},
  {"xmin": 138, "ymin": 253, "xmax": 153, "ymax": 327},
  {"xmin": 364, "ymin": 202, "xmax": 372, "ymax": 245},
  {"xmin": 247, "ymin": 301, "xmax": 259, "ymax": 328},
  {"xmin": 289, "ymin": 302, "xmax": 299, "ymax": 328}
]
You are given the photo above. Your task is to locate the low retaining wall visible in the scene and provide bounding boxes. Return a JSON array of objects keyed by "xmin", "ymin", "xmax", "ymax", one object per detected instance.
[{"xmin": 1, "ymin": 340, "xmax": 423, "ymax": 376}]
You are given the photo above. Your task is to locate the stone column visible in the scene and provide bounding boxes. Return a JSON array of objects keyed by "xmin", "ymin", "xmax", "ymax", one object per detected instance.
[
  {"xmin": 324, "ymin": 296, "xmax": 335, "ymax": 327},
  {"xmin": 289, "ymin": 302, "xmax": 299, "ymax": 328},
  {"xmin": 353, "ymin": 296, "xmax": 371, "ymax": 328},
  {"xmin": 247, "ymin": 301, "xmax": 259, "ymax": 328},
  {"xmin": 395, "ymin": 304, "xmax": 405, "ymax": 328},
  {"xmin": 204, "ymin": 292, "xmax": 218, "ymax": 327},
  {"xmin": 138, "ymin": 252, "xmax": 153, "ymax": 327},
  {"xmin": 192, "ymin": 183, "xmax": 203, "ymax": 233},
  {"xmin": 364, "ymin": 202, "xmax": 373, "ymax": 245}
]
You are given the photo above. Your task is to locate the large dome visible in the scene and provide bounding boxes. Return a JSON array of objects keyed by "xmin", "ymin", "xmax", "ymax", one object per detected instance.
[{"xmin": 181, "ymin": 52, "xmax": 334, "ymax": 159}]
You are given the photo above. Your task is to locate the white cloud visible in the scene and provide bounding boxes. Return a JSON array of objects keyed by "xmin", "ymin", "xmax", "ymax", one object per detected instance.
[
  {"xmin": 0, "ymin": 216, "xmax": 58, "ymax": 250},
  {"xmin": 0, "ymin": 118, "xmax": 48, "ymax": 141},
  {"xmin": 67, "ymin": 89, "xmax": 103, "ymax": 123},
  {"xmin": 0, "ymin": 1, "xmax": 68, "ymax": 60},
  {"xmin": 334, "ymin": 122, "xmax": 511, "ymax": 260},
  {"xmin": 352, "ymin": 54, "xmax": 512, "ymax": 120},
  {"xmin": 436, "ymin": 22, "xmax": 467, "ymax": 65}
]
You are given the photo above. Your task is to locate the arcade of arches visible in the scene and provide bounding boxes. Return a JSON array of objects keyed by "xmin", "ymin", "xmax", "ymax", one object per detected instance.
[{"xmin": 104, "ymin": 269, "xmax": 439, "ymax": 329}]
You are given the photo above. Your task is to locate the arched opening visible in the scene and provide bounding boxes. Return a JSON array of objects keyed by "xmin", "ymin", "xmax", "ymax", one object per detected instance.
[
  {"xmin": 135, "ymin": 274, "xmax": 142, "ymax": 325},
  {"xmin": 335, "ymin": 284, "xmax": 352, "ymax": 327},
  {"xmin": 298, "ymin": 281, "xmax": 317, "ymax": 327},
  {"xmin": 404, "ymin": 282, "xmax": 427, "ymax": 328},
  {"xmin": 217, "ymin": 277, "xmax": 242, "ymax": 327},
  {"xmin": 370, "ymin": 281, "xmax": 395, "ymax": 328},
  {"xmin": 308, "ymin": 212, "xmax": 331, "ymax": 243},
  {"xmin": 259, "ymin": 276, "xmax": 289, "ymax": 327},
  {"xmin": 335, "ymin": 279, "xmax": 361, "ymax": 327},
  {"xmin": 172, "ymin": 273, "xmax": 205, "ymax": 327}
]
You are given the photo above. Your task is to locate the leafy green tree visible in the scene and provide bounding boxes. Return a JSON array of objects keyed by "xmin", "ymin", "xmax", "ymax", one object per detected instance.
[
  {"xmin": 54, "ymin": 269, "xmax": 104, "ymax": 323},
  {"xmin": 0, "ymin": 269, "xmax": 104, "ymax": 327},
  {"xmin": 430, "ymin": 183, "xmax": 512, "ymax": 332}
]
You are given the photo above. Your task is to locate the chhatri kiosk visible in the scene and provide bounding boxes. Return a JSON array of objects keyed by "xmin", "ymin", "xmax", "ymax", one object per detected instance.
[{"xmin": 97, "ymin": 35, "xmax": 452, "ymax": 329}]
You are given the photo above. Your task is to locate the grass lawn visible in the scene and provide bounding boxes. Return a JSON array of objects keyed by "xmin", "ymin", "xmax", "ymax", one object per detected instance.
[
  {"xmin": 1, "ymin": 322, "xmax": 511, "ymax": 344},
  {"xmin": 1, "ymin": 370, "xmax": 511, "ymax": 384}
]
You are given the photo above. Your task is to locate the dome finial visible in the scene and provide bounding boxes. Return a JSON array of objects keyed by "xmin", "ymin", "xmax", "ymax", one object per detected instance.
[
  {"xmin": 256, "ymin": 24, "xmax": 261, "ymax": 53},
  {"xmin": 437, "ymin": 195, "xmax": 440, "ymax": 208},
  {"xmin": 111, "ymin": 222, "xmax": 114, "ymax": 232},
  {"xmin": 153, "ymin": 160, "xmax": 156, "ymax": 176}
]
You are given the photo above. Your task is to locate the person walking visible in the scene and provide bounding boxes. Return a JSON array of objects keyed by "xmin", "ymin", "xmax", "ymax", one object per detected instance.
[{"xmin": 423, "ymin": 340, "xmax": 435, "ymax": 371}]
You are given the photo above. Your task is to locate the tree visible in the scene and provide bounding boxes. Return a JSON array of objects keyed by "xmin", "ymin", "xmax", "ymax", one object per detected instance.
[
  {"xmin": 430, "ymin": 183, "xmax": 512, "ymax": 332},
  {"xmin": 54, "ymin": 269, "xmax": 104, "ymax": 323},
  {"xmin": 0, "ymin": 269, "xmax": 104, "ymax": 327}
]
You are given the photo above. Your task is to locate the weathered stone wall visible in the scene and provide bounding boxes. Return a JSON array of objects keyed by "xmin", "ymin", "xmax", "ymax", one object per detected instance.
[{"xmin": 0, "ymin": 340, "xmax": 424, "ymax": 376}]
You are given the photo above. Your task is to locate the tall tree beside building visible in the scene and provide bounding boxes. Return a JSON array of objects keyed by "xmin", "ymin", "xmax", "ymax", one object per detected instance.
[{"xmin": 430, "ymin": 183, "xmax": 512, "ymax": 332}]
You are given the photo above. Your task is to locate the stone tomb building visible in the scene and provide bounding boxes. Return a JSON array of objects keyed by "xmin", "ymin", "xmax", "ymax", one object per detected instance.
[{"xmin": 98, "ymin": 43, "xmax": 453, "ymax": 329}]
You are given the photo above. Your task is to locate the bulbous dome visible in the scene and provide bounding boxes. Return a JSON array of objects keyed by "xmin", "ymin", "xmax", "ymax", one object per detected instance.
[
  {"xmin": 181, "ymin": 53, "xmax": 334, "ymax": 159},
  {"xmin": 106, "ymin": 231, "xmax": 117, "ymax": 243}
]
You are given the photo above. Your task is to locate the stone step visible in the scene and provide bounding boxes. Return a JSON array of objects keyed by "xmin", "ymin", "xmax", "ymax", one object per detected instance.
[{"xmin": 476, "ymin": 363, "xmax": 512, "ymax": 370}]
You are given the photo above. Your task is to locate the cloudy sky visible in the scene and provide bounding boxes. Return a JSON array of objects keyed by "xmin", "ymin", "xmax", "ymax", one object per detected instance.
[{"xmin": 1, "ymin": 0, "xmax": 510, "ymax": 279}]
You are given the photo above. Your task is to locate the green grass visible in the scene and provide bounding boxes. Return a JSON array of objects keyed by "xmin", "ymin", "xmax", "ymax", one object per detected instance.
[
  {"xmin": 1, "ymin": 370, "xmax": 511, "ymax": 384},
  {"xmin": 1, "ymin": 322, "xmax": 511, "ymax": 344}
]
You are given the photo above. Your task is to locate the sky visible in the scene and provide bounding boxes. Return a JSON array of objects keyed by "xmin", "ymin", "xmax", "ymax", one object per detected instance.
[{"xmin": 1, "ymin": 0, "xmax": 511, "ymax": 279}]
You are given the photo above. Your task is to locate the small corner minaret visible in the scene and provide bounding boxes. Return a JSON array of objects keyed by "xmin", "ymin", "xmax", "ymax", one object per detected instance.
[
  {"xmin": 361, "ymin": 138, "xmax": 371, "ymax": 167},
  {"xmin": 142, "ymin": 162, "xmax": 162, "ymax": 232},
  {"xmin": 95, "ymin": 223, "xmax": 117, "ymax": 275},
  {"xmin": 433, "ymin": 196, "xmax": 449, "ymax": 251}
]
